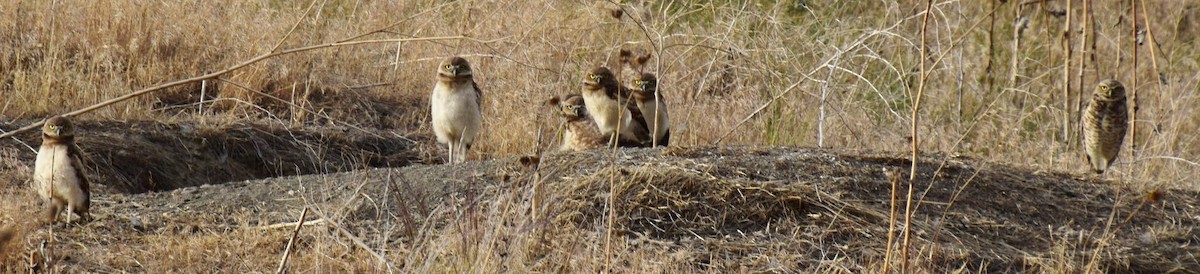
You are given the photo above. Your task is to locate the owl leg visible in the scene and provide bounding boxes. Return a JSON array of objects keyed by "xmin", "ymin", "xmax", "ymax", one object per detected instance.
[
  {"xmin": 458, "ymin": 144, "xmax": 467, "ymax": 163},
  {"xmin": 661, "ymin": 129, "xmax": 670, "ymax": 147},
  {"xmin": 70, "ymin": 201, "xmax": 90, "ymax": 223},
  {"xmin": 42, "ymin": 199, "xmax": 64, "ymax": 225},
  {"xmin": 606, "ymin": 131, "xmax": 619, "ymax": 148},
  {"xmin": 447, "ymin": 142, "xmax": 456, "ymax": 164},
  {"xmin": 460, "ymin": 143, "xmax": 472, "ymax": 163},
  {"xmin": 1085, "ymin": 155, "xmax": 1100, "ymax": 174},
  {"xmin": 452, "ymin": 129, "xmax": 470, "ymax": 164}
]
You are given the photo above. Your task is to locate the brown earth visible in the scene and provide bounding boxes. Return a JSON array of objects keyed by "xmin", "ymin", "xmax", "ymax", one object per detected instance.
[
  {"xmin": 1, "ymin": 135, "xmax": 1196, "ymax": 272},
  {"xmin": 0, "ymin": 118, "xmax": 429, "ymax": 193}
]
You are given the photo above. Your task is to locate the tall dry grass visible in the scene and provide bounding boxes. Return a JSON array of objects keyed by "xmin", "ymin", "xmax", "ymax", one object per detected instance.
[
  {"xmin": 3, "ymin": 0, "xmax": 1195, "ymax": 188},
  {"xmin": 1, "ymin": 0, "xmax": 1198, "ymax": 272}
]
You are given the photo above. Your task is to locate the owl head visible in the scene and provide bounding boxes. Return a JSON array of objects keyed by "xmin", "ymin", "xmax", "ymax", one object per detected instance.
[
  {"xmin": 1096, "ymin": 79, "xmax": 1126, "ymax": 100},
  {"xmin": 42, "ymin": 116, "xmax": 76, "ymax": 137}
]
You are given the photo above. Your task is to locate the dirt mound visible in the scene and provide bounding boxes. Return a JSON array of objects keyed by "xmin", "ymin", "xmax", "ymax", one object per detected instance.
[
  {"xmin": 0, "ymin": 119, "xmax": 425, "ymax": 193},
  {"xmin": 542, "ymin": 147, "xmax": 1199, "ymax": 272},
  {"xmin": 2, "ymin": 147, "xmax": 1197, "ymax": 272}
]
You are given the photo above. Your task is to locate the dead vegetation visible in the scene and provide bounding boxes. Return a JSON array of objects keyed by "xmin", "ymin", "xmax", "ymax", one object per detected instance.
[
  {"xmin": 0, "ymin": 0, "xmax": 1199, "ymax": 272},
  {"xmin": 0, "ymin": 118, "xmax": 423, "ymax": 193},
  {"xmin": 1, "ymin": 147, "xmax": 1196, "ymax": 272}
]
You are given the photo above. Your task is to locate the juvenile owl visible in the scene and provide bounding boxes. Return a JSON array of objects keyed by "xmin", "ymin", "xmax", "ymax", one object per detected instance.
[
  {"xmin": 580, "ymin": 66, "xmax": 651, "ymax": 147},
  {"xmin": 631, "ymin": 72, "xmax": 670, "ymax": 146},
  {"xmin": 547, "ymin": 94, "xmax": 608, "ymax": 151},
  {"xmin": 430, "ymin": 56, "xmax": 483, "ymax": 164},
  {"xmin": 1082, "ymin": 79, "xmax": 1129, "ymax": 174},
  {"xmin": 33, "ymin": 116, "xmax": 91, "ymax": 224}
]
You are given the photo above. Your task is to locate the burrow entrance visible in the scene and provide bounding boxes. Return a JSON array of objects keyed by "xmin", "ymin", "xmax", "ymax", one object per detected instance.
[{"xmin": 2, "ymin": 119, "xmax": 426, "ymax": 194}]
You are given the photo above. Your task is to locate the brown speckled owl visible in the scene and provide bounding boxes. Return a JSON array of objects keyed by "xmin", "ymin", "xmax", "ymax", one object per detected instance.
[{"xmin": 1082, "ymin": 79, "xmax": 1129, "ymax": 174}]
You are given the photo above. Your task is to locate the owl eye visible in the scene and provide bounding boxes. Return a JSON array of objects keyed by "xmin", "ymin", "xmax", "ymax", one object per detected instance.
[{"xmin": 444, "ymin": 65, "xmax": 453, "ymax": 70}]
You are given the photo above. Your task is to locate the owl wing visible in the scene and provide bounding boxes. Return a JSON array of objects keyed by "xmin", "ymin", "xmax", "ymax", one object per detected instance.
[
  {"xmin": 625, "ymin": 103, "xmax": 652, "ymax": 145},
  {"xmin": 67, "ymin": 142, "xmax": 91, "ymax": 202},
  {"xmin": 472, "ymin": 80, "xmax": 483, "ymax": 110},
  {"xmin": 604, "ymin": 84, "xmax": 622, "ymax": 102}
]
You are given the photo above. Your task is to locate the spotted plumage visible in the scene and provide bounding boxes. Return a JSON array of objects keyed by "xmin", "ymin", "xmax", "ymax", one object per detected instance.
[
  {"xmin": 547, "ymin": 94, "xmax": 608, "ymax": 151},
  {"xmin": 430, "ymin": 56, "xmax": 483, "ymax": 164},
  {"xmin": 33, "ymin": 116, "xmax": 91, "ymax": 224},
  {"xmin": 1082, "ymin": 79, "xmax": 1129, "ymax": 174}
]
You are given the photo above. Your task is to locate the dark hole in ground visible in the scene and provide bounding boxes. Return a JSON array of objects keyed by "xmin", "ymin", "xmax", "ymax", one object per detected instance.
[{"xmin": 1, "ymin": 119, "xmax": 424, "ymax": 194}]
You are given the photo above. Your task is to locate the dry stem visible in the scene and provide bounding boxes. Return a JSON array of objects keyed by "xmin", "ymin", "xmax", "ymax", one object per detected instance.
[
  {"xmin": 0, "ymin": 35, "xmax": 484, "ymax": 140},
  {"xmin": 275, "ymin": 207, "xmax": 310, "ymax": 274}
]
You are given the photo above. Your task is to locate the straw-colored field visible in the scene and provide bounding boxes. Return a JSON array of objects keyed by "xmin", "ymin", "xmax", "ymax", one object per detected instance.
[{"xmin": 2, "ymin": 0, "xmax": 1198, "ymax": 272}]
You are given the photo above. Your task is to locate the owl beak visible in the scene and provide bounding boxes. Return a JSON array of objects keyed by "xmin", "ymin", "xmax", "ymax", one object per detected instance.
[{"xmin": 54, "ymin": 127, "xmax": 62, "ymax": 136}]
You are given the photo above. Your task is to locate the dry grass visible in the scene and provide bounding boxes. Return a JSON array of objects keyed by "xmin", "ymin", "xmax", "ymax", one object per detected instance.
[
  {"xmin": 1, "ymin": 0, "xmax": 1199, "ymax": 272},
  {"xmin": 2, "ymin": 0, "xmax": 1195, "ymax": 186},
  {"xmin": 3, "ymin": 147, "xmax": 1196, "ymax": 272}
]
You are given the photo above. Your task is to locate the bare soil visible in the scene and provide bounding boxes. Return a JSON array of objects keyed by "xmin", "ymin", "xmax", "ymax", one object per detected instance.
[
  {"xmin": 2, "ymin": 133, "xmax": 1196, "ymax": 272},
  {"xmin": 1, "ymin": 118, "xmax": 427, "ymax": 193}
]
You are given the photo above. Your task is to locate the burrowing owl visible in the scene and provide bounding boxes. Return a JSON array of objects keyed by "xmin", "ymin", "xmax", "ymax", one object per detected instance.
[
  {"xmin": 631, "ymin": 72, "xmax": 669, "ymax": 146},
  {"xmin": 430, "ymin": 56, "xmax": 483, "ymax": 164},
  {"xmin": 580, "ymin": 66, "xmax": 650, "ymax": 147},
  {"xmin": 547, "ymin": 94, "xmax": 607, "ymax": 151},
  {"xmin": 1083, "ymin": 79, "xmax": 1129, "ymax": 174},
  {"xmin": 33, "ymin": 116, "xmax": 91, "ymax": 224}
]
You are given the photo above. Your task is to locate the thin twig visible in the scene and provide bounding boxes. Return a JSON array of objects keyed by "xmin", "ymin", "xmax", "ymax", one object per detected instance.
[
  {"xmin": 1010, "ymin": 5, "xmax": 1027, "ymax": 100},
  {"xmin": 270, "ymin": 0, "xmax": 321, "ymax": 53},
  {"xmin": 275, "ymin": 208, "xmax": 310, "ymax": 274},
  {"xmin": 314, "ymin": 209, "xmax": 393, "ymax": 270},
  {"xmin": 1132, "ymin": 155, "xmax": 1200, "ymax": 167},
  {"xmin": 984, "ymin": 0, "xmax": 998, "ymax": 96},
  {"xmin": 1137, "ymin": 0, "xmax": 1164, "ymax": 157},
  {"xmin": 817, "ymin": 52, "xmax": 840, "ymax": 147},
  {"xmin": 904, "ymin": 1, "xmax": 936, "ymax": 272},
  {"xmin": 1129, "ymin": 0, "xmax": 1139, "ymax": 159},
  {"xmin": 1062, "ymin": 0, "xmax": 1074, "ymax": 143},
  {"xmin": 213, "ymin": 78, "xmax": 415, "ymax": 143},
  {"xmin": 1074, "ymin": 0, "xmax": 1093, "ymax": 151},
  {"xmin": 0, "ymin": 128, "xmax": 36, "ymax": 153},
  {"xmin": 881, "ymin": 169, "xmax": 900, "ymax": 274},
  {"xmin": 0, "ymin": 35, "xmax": 490, "ymax": 140},
  {"xmin": 259, "ymin": 218, "xmax": 325, "ymax": 230},
  {"xmin": 715, "ymin": 6, "xmax": 993, "ymax": 146}
]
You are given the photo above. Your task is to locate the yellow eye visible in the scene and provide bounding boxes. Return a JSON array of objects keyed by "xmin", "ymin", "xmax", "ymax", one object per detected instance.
[{"xmin": 444, "ymin": 65, "xmax": 453, "ymax": 70}]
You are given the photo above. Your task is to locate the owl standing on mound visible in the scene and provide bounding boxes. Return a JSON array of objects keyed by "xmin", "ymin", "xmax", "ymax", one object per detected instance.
[
  {"xmin": 631, "ymin": 72, "xmax": 669, "ymax": 146},
  {"xmin": 547, "ymin": 94, "xmax": 607, "ymax": 151},
  {"xmin": 580, "ymin": 66, "xmax": 651, "ymax": 147},
  {"xmin": 33, "ymin": 116, "xmax": 91, "ymax": 224},
  {"xmin": 1082, "ymin": 79, "xmax": 1129, "ymax": 175},
  {"xmin": 430, "ymin": 56, "xmax": 483, "ymax": 164}
]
